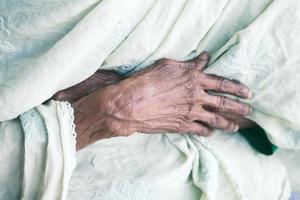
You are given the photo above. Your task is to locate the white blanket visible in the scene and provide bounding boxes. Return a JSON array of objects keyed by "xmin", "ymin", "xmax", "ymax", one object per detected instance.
[{"xmin": 0, "ymin": 0, "xmax": 300, "ymax": 199}]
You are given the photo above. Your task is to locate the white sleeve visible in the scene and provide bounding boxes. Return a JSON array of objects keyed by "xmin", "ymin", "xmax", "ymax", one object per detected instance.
[{"xmin": 0, "ymin": 100, "xmax": 77, "ymax": 200}]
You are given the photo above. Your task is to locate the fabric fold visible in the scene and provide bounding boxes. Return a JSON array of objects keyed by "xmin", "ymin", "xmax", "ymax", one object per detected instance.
[
  {"xmin": 0, "ymin": 0, "xmax": 155, "ymax": 121},
  {"xmin": 1, "ymin": 0, "xmax": 300, "ymax": 199},
  {"xmin": 0, "ymin": 101, "xmax": 76, "ymax": 200}
]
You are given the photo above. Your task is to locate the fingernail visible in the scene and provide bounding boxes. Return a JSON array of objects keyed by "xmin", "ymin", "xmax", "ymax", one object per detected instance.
[
  {"xmin": 233, "ymin": 125, "xmax": 239, "ymax": 132},
  {"xmin": 245, "ymin": 106, "xmax": 253, "ymax": 115},
  {"xmin": 248, "ymin": 107, "xmax": 253, "ymax": 114},
  {"xmin": 242, "ymin": 106, "xmax": 252, "ymax": 116},
  {"xmin": 247, "ymin": 90, "xmax": 253, "ymax": 99}
]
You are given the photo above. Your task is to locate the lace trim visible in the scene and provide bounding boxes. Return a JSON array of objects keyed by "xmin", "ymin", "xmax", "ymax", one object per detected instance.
[{"xmin": 59, "ymin": 101, "xmax": 77, "ymax": 160}]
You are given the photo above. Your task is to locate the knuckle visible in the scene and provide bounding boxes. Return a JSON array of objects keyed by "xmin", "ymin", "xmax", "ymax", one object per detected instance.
[
  {"xmin": 198, "ymin": 72, "xmax": 207, "ymax": 80},
  {"xmin": 220, "ymin": 79, "xmax": 230, "ymax": 92},
  {"xmin": 187, "ymin": 69, "xmax": 197, "ymax": 79},
  {"xmin": 189, "ymin": 71, "xmax": 205, "ymax": 85},
  {"xmin": 192, "ymin": 70, "xmax": 203, "ymax": 79},
  {"xmin": 225, "ymin": 121, "xmax": 234, "ymax": 131},
  {"xmin": 194, "ymin": 88, "xmax": 205, "ymax": 100},
  {"xmin": 216, "ymin": 78, "xmax": 224, "ymax": 91},
  {"xmin": 218, "ymin": 96, "xmax": 226, "ymax": 110},
  {"xmin": 238, "ymin": 85, "xmax": 249, "ymax": 97},
  {"xmin": 185, "ymin": 79, "xmax": 195, "ymax": 90},
  {"xmin": 212, "ymin": 114, "xmax": 221, "ymax": 125}
]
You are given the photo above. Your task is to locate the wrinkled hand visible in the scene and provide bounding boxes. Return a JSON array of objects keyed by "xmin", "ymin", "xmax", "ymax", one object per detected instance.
[
  {"xmin": 53, "ymin": 70, "xmax": 122, "ymax": 103},
  {"xmin": 72, "ymin": 52, "xmax": 253, "ymax": 150}
]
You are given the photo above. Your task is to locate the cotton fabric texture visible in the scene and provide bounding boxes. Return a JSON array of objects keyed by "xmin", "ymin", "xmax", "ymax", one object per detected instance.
[{"xmin": 0, "ymin": 0, "xmax": 299, "ymax": 199}]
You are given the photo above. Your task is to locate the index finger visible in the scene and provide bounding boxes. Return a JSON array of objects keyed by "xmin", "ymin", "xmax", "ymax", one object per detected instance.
[{"xmin": 203, "ymin": 74, "xmax": 253, "ymax": 99}]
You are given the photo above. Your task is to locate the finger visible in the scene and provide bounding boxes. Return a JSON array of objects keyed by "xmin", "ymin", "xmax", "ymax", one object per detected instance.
[
  {"xmin": 183, "ymin": 122, "xmax": 213, "ymax": 136},
  {"xmin": 53, "ymin": 90, "xmax": 81, "ymax": 103},
  {"xmin": 196, "ymin": 111, "xmax": 239, "ymax": 132},
  {"xmin": 217, "ymin": 112, "xmax": 256, "ymax": 129},
  {"xmin": 183, "ymin": 51, "xmax": 210, "ymax": 71},
  {"xmin": 203, "ymin": 95, "xmax": 252, "ymax": 116},
  {"xmin": 203, "ymin": 74, "xmax": 252, "ymax": 99}
]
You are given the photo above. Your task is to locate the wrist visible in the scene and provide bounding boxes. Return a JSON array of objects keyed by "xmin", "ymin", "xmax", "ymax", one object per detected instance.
[
  {"xmin": 72, "ymin": 85, "xmax": 135, "ymax": 150},
  {"xmin": 72, "ymin": 93, "xmax": 110, "ymax": 150}
]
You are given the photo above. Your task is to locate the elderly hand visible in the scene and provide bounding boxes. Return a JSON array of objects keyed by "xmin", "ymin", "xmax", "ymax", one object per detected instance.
[
  {"xmin": 72, "ymin": 52, "xmax": 253, "ymax": 150},
  {"xmin": 53, "ymin": 70, "xmax": 122, "ymax": 103}
]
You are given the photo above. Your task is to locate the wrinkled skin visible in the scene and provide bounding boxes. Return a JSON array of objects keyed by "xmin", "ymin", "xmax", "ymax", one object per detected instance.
[
  {"xmin": 55, "ymin": 52, "xmax": 254, "ymax": 150},
  {"xmin": 53, "ymin": 70, "xmax": 122, "ymax": 103}
]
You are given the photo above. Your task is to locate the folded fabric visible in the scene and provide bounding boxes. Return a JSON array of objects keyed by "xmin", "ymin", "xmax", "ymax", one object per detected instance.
[
  {"xmin": 0, "ymin": 0, "xmax": 300, "ymax": 199},
  {"xmin": 0, "ymin": 101, "xmax": 76, "ymax": 199}
]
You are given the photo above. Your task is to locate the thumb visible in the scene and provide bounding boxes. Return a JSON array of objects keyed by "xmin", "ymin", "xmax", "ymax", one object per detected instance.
[{"xmin": 185, "ymin": 51, "xmax": 210, "ymax": 71}]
